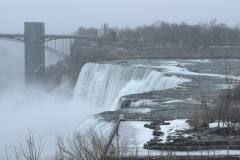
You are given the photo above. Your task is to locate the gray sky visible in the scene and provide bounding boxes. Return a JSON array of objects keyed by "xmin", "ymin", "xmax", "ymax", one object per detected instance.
[{"xmin": 0, "ymin": 0, "xmax": 240, "ymax": 34}]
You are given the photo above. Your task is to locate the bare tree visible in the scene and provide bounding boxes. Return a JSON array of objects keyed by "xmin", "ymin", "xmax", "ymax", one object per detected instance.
[
  {"xmin": 200, "ymin": 92, "xmax": 210, "ymax": 126},
  {"xmin": 56, "ymin": 129, "xmax": 108, "ymax": 160},
  {"xmin": 213, "ymin": 65, "xmax": 240, "ymax": 130},
  {"xmin": 17, "ymin": 130, "xmax": 43, "ymax": 160},
  {"xmin": 2, "ymin": 129, "xmax": 44, "ymax": 160}
]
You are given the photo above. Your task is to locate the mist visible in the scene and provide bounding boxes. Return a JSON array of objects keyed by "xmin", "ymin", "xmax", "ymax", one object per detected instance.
[{"xmin": 0, "ymin": 41, "xmax": 108, "ymax": 156}]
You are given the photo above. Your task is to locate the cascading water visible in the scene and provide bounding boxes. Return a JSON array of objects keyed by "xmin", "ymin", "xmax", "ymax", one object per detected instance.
[
  {"xmin": 0, "ymin": 58, "xmax": 191, "ymax": 156},
  {"xmin": 1, "ymin": 56, "xmax": 239, "ymax": 157},
  {"xmin": 74, "ymin": 63, "xmax": 191, "ymax": 111}
]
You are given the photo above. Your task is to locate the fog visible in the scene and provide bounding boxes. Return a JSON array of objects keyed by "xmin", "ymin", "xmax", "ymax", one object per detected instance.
[
  {"xmin": 0, "ymin": 88, "xmax": 107, "ymax": 156},
  {"xmin": 0, "ymin": 40, "xmax": 62, "ymax": 92},
  {"xmin": 0, "ymin": 41, "xmax": 108, "ymax": 156},
  {"xmin": 1, "ymin": 0, "xmax": 240, "ymax": 34}
]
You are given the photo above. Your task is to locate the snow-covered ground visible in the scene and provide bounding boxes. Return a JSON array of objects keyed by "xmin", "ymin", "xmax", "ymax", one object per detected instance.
[
  {"xmin": 209, "ymin": 121, "xmax": 227, "ymax": 128},
  {"xmin": 160, "ymin": 119, "xmax": 191, "ymax": 143},
  {"xmin": 112, "ymin": 119, "xmax": 191, "ymax": 147},
  {"xmin": 112, "ymin": 121, "xmax": 154, "ymax": 147},
  {"xmin": 130, "ymin": 99, "xmax": 159, "ymax": 107},
  {"xmin": 110, "ymin": 119, "xmax": 240, "ymax": 156},
  {"xmin": 113, "ymin": 119, "xmax": 232, "ymax": 147}
]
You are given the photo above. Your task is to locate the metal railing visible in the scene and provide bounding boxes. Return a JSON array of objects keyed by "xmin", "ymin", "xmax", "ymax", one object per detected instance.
[
  {"xmin": 123, "ymin": 113, "xmax": 196, "ymax": 121},
  {"xmin": 107, "ymin": 145, "xmax": 240, "ymax": 158}
]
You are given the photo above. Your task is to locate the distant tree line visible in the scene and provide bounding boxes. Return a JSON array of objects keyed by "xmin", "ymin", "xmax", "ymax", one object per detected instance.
[
  {"xmin": 118, "ymin": 20, "xmax": 240, "ymax": 50},
  {"xmin": 73, "ymin": 19, "xmax": 240, "ymax": 51}
]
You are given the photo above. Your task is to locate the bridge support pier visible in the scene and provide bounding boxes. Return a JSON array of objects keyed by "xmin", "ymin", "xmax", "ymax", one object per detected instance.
[
  {"xmin": 24, "ymin": 22, "xmax": 45, "ymax": 85},
  {"xmin": 0, "ymin": 22, "xmax": 105, "ymax": 86}
]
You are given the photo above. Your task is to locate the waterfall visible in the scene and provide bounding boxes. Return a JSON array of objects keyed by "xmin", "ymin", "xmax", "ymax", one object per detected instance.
[{"xmin": 74, "ymin": 63, "xmax": 191, "ymax": 110}]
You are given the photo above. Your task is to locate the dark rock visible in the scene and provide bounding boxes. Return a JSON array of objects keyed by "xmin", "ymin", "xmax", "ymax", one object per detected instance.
[
  {"xmin": 162, "ymin": 122, "xmax": 171, "ymax": 125},
  {"xmin": 144, "ymin": 124, "xmax": 155, "ymax": 129},
  {"xmin": 153, "ymin": 130, "xmax": 164, "ymax": 136},
  {"xmin": 155, "ymin": 125, "xmax": 161, "ymax": 130},
  {"xmin": 119, "ymin": 98, "xmax": 132, "ymax": 109},
  {"xmin": 157, "ymin": 139, "xmax": 163, "ymax": 142},
  {"xmin": 147, "ymin": 140, "xmax": 158, "ymax": 146},
  {"xmin": 173, "ymin": 137, "xmax": 191, "ymax": 143},
  {"xmin": 211, "ymin": 127, "xmax": 231, "ymax": 136},
  {"xmin": 200, "ymin": 123, "xmax": 209, "ymax": 128},
  {"xmin": 151, "ymin": 121, "xmax": 161, "ymax": 126},
  {"xmin": 153, "ymin": 136, "xmax": 159, "ymax": 140},
  {"xmin": 150, "ymin": 139, "xmax": 157, "ymax": 143}
]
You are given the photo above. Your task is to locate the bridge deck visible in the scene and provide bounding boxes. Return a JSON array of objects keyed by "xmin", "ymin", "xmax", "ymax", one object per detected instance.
[
  {"xmin": 0, "ymin": 33, "xmax": 105, "ymax": 42},
  {"xmin": 0, "ymin": 33, "xmax": 25, "ymax": 41}
]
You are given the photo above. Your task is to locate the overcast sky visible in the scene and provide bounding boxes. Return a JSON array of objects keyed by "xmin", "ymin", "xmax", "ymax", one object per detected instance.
[{"xmin": 0, "ymin": 0, "xmax": 240, "ymax": 34}]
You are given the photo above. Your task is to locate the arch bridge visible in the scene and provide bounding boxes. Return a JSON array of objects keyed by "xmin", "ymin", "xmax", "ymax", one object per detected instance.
[{"xmin": 0, "ymin": 22, "xmax": 107, "ymax": 85}]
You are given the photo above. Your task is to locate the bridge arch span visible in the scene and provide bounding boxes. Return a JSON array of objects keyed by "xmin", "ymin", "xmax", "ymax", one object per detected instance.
[
  {"xmin": 0, "ymin": 37, "xmax": 67, "ymax": 58},
  {"xmin": 0, "ymin": 22, "xmax": 107, "ymax": 85}
]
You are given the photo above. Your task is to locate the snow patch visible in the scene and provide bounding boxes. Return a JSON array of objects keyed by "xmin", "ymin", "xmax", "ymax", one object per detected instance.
[
  {"xmin": 215, "ymin": 84, "xmax": 236, "ymax": 90},
  {"xmin": 112, "ymin": 121, "xmax": 154, "ymax": 147},
  {"xmin": 160, "ymin": 119, "xmax": 191, "ymax": 143},
  {"xmin": 162, "ymin": 98, "xmax": 199, "ymax": 104},
  {"xmin": 209, "ymin": 121, "xmax": 226, "ymax": 128},
  {"xmin": 162, "ymin": 99, "xmax": 184, "ymax": 104},
  {"xmin": 130, "ymin": 99, "xmax": 159, "ymax": 107}
]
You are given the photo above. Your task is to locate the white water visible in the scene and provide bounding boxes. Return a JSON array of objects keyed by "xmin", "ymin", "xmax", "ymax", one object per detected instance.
[
  {"xmin": 130, "ymin": 99, "xmax": 159, "ymax": 107},
  {"xmin": 0, "ymin": 41, "xmax": 80, "ymax": 156},
  {"xmin": 74, "ymin": 63, "xmax": 191, "ymax": 111},
  {"xmin": 0, "ymin": 41, "xmax": 191, "ymax": 157}
]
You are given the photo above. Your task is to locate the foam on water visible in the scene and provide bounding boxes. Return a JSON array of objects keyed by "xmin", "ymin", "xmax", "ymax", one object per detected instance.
[
  {"xmin": 74, "ymin": 63, "xmax": 191, "ymax": 111},
  {"xmin": 0, "ymin": 42, "xmax": 192, "ymax": 157}
]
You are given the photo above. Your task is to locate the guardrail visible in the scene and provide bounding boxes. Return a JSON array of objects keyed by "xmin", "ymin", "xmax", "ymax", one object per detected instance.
[
  {"xmin": 123, "ymin": 114, "xmax": 196, "ymax": 121},
  {"xmin": 107, "ymin": 145, "xmax": 240, "ymax": 158}
]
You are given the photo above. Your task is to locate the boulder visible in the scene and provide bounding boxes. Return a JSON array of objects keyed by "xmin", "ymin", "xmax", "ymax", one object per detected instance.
[
  {"xmin": 151, "ymin": 121, "xmax": 162, "ymax": 126},
  {"xmin": 153, "ymin": 130, "xmax": 164, "ymax": 136},
  {"xmin": 144, "ymin": 124, "xmax": 155, "ymax": 129},
  {"xmin": 162, "ymin": 122, "xmax": 171, "ymax": 125}
]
